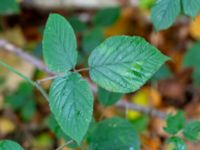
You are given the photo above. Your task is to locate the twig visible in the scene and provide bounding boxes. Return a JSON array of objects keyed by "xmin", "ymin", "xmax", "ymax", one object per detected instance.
[
  {"xmin": 37, "ymin": 74, "xmax": 64, "ymax": 84},
  {"xmin": 116, "ymin": 100, "xmax": 167, "ymax": 120},
  {"xmin": 0, "ymin": 39, "xmax": 167, "ymax": 119},
  {"xmin": 75, "ymin": 67, "xmax": 90, "ymax": 73},
  {"xmin": 0, "ymin": 60, "xmax": 49, "ymax": 101},
  {"xmin": 55, "ymin": 140, "xmax": 74, "ymax": 150},
  {"xmin": 0, "ymin": 39, "xmax": 52, "ymax": 74}
]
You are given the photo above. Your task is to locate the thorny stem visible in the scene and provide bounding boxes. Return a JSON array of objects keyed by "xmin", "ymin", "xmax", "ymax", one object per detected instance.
[{"xmin": 55, "ymin": 140, "xmax": 74, "ymax": 150}]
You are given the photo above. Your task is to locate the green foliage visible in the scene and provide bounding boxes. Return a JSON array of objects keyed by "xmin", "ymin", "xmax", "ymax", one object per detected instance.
[
  {"xmin": 164, "ymin": 111, "xmax": 186, "ymax": 135},
  {"xmin": 97, "ymin": 87, "xmax": 123, "ymax": 106},
  {"xmin": 0, "ymin": 12, "xmax": 170, "ymax": 148},
  {"xmin": 151, "ymin": 0, "xmax": 181, "ymax": 31},
  {"xmin": 183, "ymin": 120, "xmax": 200, "ymax": 141},
  {"xmin": 88, "ymin": 36, "xmax": 169, "ymax": 93},
  {"xmin": 68, "ymin": 16, "xmax": 87, "ymax": 33},
  {"xmin": 0, "ymin": 140, "xmax": 24, "ymax": 150},
  {"xmin": 49, "ymin": 72, "xmax": 93, "ymax": 144},
  {"xmin": 182, "ymin": 0, "xmax": 200, "ymax": 17},
  {"xmin": 164, "ymin": 111, "xmax": 200, "ymax": 149},
  {"xmin": 166, "ymin": 136, "xmax": 187, "ymax": 150},
  {"xmin": 151, "ymin": 0, "xmax": 200, "ymax": 31},
  {"xmin": 130, "ymin": 115, "xmax": 149, "ymax": 133},
  {"xmin": 151, "ymin": 64, "xmax": 172, "ymax": 82},
  {"xmin": 43, "ymin": 14, "xmax": 77, "ymax": 73},
  {"xmin": 5, "ymin": 82, "xmax": 36, "ymax": 121},
  {"xmin": 47, "ymin": 114, "xmax": 78, "ymax": 148},
  {"xmin": 93, "ymin": 7, "xmax": 121, "ymax": 27},
  {"xmin": 82, "ymin": 27, "xmax": 104, "ymax": 54},
  {"xmin": 183, "ymin": 41, "xmax": 200, "ymax": 85},
  {"xmin": 0, "ymin": 0, "xmax": 20, "ymax": 15},
  {"xmin": 88, "ymin": 117, "xmax": 140, "ymax": 150}
]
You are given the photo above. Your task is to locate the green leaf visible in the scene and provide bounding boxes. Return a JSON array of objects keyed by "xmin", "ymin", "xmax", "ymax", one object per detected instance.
[
  {"xmin": 97, "ymin": 87, "xmax": 123, "ymax": 106},
  {"xmin": 151, "ymin": 0, "xmax": 181, "ymax": 31},
  {"xmin": 164, "ymin": 111, "xmax": 186, "ymax": 135},
  {"xmin": 20, "ymin": 99, "xmax": 36, "ymax": 121},
  {"xmin": 88, "ymin": 117, "xmax": 140, "ymax": 150},
  {"xmin": 0, "ymin": 0, "xmax": 20, "ymax": 15},
  {"xmin": 183, "ymin": 120, "xmax": 200, "ymax": 141},
  {"xmin": 88, "ymin": 36, "xmax": 169, "ymax": 93},
  {"xmin": 5, "ymin": 82, "xmax": 36, "ymax": 121},
  {"xmin": 183, "ymin": 41, "xmax": 200, "ymax": 85},
  {"xmin": 82, "ymin": 28, "xmax": 104, "ymax": 54},
  {"xmin": 6, "ymin": 82, "xmax": 33, "ymax": 110},
  {"xmin": 49, "ymin": 72, "xmax": 93, "ymax": 144},
  {"xmin": 166, "ymin": 137, "xmax": 186, "ymax": 150},
  {"xmin": 47, "ymin": 114, "xmax": 78, "ymax": 148},
  {"xmin": 130, "ymin": 115, "xmax": 149, "ymax": 133},
  {"xmin": 0, "ymin": 140, "xmax": 24, "ymax": 150},
  {"xmin": 151, "ymin": 64, "xmax": 172, "ymax": 82},
  {"xmin": 43, "ymin": 13, "xmax": 77, "ymax": 73},
  {"xmin": 182, "ymin": 0, "xmax": 200, "ymax": 17},
  {"xmin": 68, "ymin": 16, "xmax": 87, "ymax": 33},
  {"xmin": 93, "ymin": 7, "xmax": 121, "ymax": 27}
]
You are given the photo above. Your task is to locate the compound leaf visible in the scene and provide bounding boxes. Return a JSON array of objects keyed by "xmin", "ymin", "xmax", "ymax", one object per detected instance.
[
  {"xmin": 88, "ymin": 117, "xmax": 140, "ymax": 150},
  {"xmin": 0, "ymin": 140, "xmax": 24, "ymax": 150},
  {"xmin": 151, "ymin": 0, "xmax": 181, "ymax": 31},
  {"xmin": 49, "ymin": 72, "xmax": 93, "ymax": 144},
  {"xmin": 183, "ymin": 120, "xmax": 200, "ymax": 141},
  {"xmin": 166, "ymin": 137, "xmax": 186, "ymax": 150},
  {"xmin": 88, "ymin": 36, "xmax": 169, "ymax": 93},
  {"xmin": 164, "ymin": 111, "xmax": 186, "ymax": 135},
  {"xmin": 43, "ymin": 13, "xmax": 77, "ymax": 73}
]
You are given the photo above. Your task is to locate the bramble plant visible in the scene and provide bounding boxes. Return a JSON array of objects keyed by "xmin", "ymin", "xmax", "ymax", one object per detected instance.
[
  {"xmin": 1, "ymin": 3, "xmax": 200, "ymax": 149},
  {"xmin": 0, "ymin": 13, "xmax": 169, "ymax": 149},
  {"xmin": 164, "ymin": 111, "xmax": 200, "ymax": 150},
  {"xmin": 42, "ymin": 13, "xmax": 168, "ymax": 147}
]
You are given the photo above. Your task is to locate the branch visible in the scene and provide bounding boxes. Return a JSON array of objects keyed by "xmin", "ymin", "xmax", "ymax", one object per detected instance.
[
  {"xmin": 0, "ymin": 39, "xmax": 52, "ymax": 74},
  {"xmin": 0, "ymin": 39, "xmax": 167, "ymax": 119},
  {"xmin": 116, "ymin": 100, "xmax": 167, "ymax": 119},
  {"xmin": 55, "ymin": 140, "xmax": 74, "ymax": 150}
]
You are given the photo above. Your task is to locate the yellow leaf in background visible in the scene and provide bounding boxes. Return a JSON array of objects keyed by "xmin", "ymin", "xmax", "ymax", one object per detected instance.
[
  {"xmin": 189, "ymin": 15, "xmax": 200, "ymax": 39},
  {"xmin": 127, "ymin": 87, "xmax": 161, "ymax": 120},
  {"xmin": 127, "ymin": 88, "xmax": 149, "ymax": 120},
  {"xmin": 0, "ymin": 117, "xmax": 15, "ymax": 135}
]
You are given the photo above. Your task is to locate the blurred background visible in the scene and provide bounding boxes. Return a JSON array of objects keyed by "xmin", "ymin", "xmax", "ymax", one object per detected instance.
[{"xmin": 0, "ymin": 0, "xmax": 200, "ymax": 149}]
